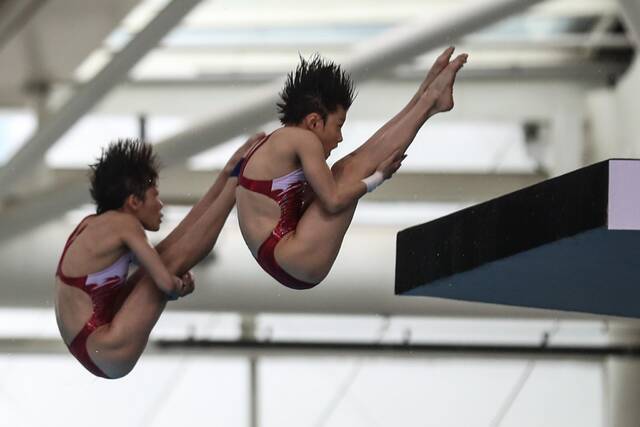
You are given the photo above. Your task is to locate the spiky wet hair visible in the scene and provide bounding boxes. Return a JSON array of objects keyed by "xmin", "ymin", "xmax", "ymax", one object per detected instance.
[
  {"xmin": 89, "ymin": 139, "xmax": 159, "ymax": 214},
  {"xmin": 277, "ymin": 54, "xmax": 355, "ymax": 125}
]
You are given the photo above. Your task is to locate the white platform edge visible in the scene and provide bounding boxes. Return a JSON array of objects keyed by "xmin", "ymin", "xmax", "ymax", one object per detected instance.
[{"xmin": 608, "ymin": 159, "xmax": 640, "ymax": 230}]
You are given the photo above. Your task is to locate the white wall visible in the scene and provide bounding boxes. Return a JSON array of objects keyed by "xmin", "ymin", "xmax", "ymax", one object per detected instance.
[{"xmin": 0, "ymin": 351, "xmax": 605, "ymax": 427}]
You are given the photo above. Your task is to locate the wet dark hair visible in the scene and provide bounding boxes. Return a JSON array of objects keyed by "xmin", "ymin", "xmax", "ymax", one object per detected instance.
[
  {"xmin": 277, "ymin": 54, "xmax": 355, "ymax": 125},
  {"xmin": 89, "ymin": 139, "xmax": 159, "ymax": 214}
]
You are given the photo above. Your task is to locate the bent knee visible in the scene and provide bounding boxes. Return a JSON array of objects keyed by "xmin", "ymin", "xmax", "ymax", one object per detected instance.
[
  {"xmin": 162, "ymin": 242, "xmax": 201, "ymax": 276},
  {"xmin": 159, "ymin": 245, "xmax": 185, "ymax": 273},
  {"xmin": 331, "ymin": 154, "xmax": 357, "ymax": 172},
  {"xmin": 331, "ymin": 155, "xmax": 374, "ymax": 181}
]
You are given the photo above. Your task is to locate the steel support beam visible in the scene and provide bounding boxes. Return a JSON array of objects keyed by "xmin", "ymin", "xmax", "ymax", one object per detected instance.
[
  {"xmin": 2, "ymin": 337, "xmax": 639, "ymax": 360},
  {"xmin": 156, "ymin": 0, "xmax": 547, "ymax": 163},
  {"xmin": 63, "ymin": 56, "xmax": 628, "ymax": 87},
  {"xmin": 149, "ymin": 169, "xmax": 547, "ymax": 205},
  {"xmin": 0, "ymin": 0, "xmax": 545, "ymax": 242},
  {"xmin": 0, "ymin": 180, "xmax": 87, "ymax": 243},
  {"xmin": 618, "ymin": 0, "xmax": 640, "ymax": 45},
  {"xmin": 0, "ymin": 168, "xmax": 545, "ymax": 242},
  {"xmin": 0, "ymin": 0, "xmax": 203, "ymax": 200},
  {"xmin": 0, "ymin": 0, "xmax": 45, "ymax": 52},
  {"xmin": 345, "ymin": 0, "xmax": 543, "ymax": 82},
  {"xmin": 48, "ymin": 168, "xmax": 545, "ymax": 205}
]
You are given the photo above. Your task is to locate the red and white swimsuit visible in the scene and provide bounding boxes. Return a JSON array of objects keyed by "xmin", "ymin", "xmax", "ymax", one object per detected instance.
[
  {"xmin": 238, "ymin": 133, "xmax": 318, "ymax": 290},
  {"xmin": 56, "ymin": 218, "xmax": 132, "ymax": 378}
]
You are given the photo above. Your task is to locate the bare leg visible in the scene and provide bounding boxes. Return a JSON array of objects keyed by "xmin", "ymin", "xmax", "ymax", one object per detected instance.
[
  {"xmin": 352, "ymin": 46, "xmax": 454, "ymax": 157},
  {"xmin": 347, "ymin": 53, "xmax": 467, "ymax": 179},
  {"xmin": 277, "ymin": 54, "xmax": 467, "ymax": 283},
  {"xmin": 276, "ymin": 160, "xmax": 359, "ymax": 283},
  {"xmin": 88, "ymin": 179, "xmax": 239, "ymax": 378}
]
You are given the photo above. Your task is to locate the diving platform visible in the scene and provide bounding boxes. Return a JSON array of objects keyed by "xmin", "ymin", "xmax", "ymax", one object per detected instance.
[{"xmin": 395, "ymin": 159, "xmax": 640, "ymax": 318}]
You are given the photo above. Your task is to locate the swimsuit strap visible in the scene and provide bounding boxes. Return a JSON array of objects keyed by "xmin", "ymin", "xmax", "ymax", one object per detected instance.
[
  {"xmin": 56, "ymin": 218, "xmax": 92, "ymax": 286},
  {"xmin": 238, "ymin": 133, "xmax": 272, "ymax": 179}
]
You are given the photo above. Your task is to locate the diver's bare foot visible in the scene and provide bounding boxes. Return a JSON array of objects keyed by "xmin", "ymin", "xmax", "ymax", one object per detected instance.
[
  {"xmin": 418, "ymin": 46, "xmax": 455, "ymax": 94},
  {"xmin": 425, "ymin": 53, "xmax": 467, "ymax": 116}
]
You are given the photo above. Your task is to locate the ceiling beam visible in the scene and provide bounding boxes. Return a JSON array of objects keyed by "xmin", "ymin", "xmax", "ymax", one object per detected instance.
[
  {"xmin": 463, "ymin": 34, "xmax": 633, "ymax": 50},
  {"xmin": 344, "ymin": 0, "xmax": 542, "ymax": 83},
  {"xmin": 0, "ymin": 180, "xmax": 87, "ymax": 243},
  {"xmin": 0, "ymin": 0, "xmax": 45, "ymax": 51},
  {"xmin": 530, "ymin": 0, "xmax": 617, "ymax": 17},
  {"xmin": 39, "ymin": 57, "xmax": 629, "ymax": 90},
  {"xmin": 0, "ymin": 337, "xmax": 631, "ymax": 360},
  {"xmin": 0, "ymin": 168, "xmax": 545, "ymax": 242},
  {"xmin": 618, "ymin": 0, "xmax": 640, "ymax": 45},
  {"xmin": 0, "ymin": 0, "xmax": 204, "ymax": 201},
  {"xmin": 0, "ymin": 0, "xmax": 546, "ymax": 242},
  {"xmin": 396, "ymin": 60, "xmax": 630, "ymax": 84},
  {"xmin": 49, "ymin": 167, "xmax": 547, "ymax": 204}
]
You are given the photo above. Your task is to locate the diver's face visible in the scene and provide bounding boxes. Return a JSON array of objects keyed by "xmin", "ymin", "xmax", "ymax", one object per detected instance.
[
  {"xmin": 137, "ymin": 186, "xmax": 164, "ymax": 231},
  {"xmin": 310, "ymin": 106, "xmax": 347, "ymax": 158}
]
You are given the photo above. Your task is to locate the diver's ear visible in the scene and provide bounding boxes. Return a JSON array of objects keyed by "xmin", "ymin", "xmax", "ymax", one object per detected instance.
[
  {"xmin": 123, "ymin": 194, "xmax": 143, "ymax": 212},
  {"xmin": 303, "ymin": 112, "xmax": 324, "ymax": 130}
]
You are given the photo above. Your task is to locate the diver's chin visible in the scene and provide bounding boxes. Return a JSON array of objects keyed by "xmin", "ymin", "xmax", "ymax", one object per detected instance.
[{"xmin": 145, "ymin": 222, "xmax": 161, "ymax": 232}]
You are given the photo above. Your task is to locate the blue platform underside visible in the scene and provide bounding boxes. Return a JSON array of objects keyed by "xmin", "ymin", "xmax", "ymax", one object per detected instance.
[{"xmin": 405, "ymin": 227, "xmax": 640, "ymax": 318}]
